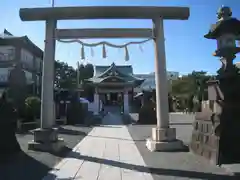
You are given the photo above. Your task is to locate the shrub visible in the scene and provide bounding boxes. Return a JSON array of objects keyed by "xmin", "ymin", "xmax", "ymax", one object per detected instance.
[
  {"xmin": 25, "ymin": 96, "xmax": 41, "ymax": 121},
  {"xmin": 138, "ymin": 100, "xmax": 157, "ymax": 124},
  {"xmin": 66, "ymin": 93, "xmax": 87, "ymax": 125}
]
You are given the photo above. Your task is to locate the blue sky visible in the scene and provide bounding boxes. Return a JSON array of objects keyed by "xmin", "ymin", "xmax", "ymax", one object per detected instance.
[{"xmin": 1, "ymin": 0, "xmax": 239, "ymax": 75}]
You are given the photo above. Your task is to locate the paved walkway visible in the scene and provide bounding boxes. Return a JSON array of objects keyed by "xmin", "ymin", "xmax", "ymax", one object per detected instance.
[{"xmin": 42, "ymin": 113, "xmax": 154, "ymax": 180}]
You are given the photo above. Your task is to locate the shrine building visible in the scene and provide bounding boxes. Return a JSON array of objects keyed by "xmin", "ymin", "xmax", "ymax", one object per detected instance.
[{"xmin": 85, "ymin": 62, "xmax": 145, "ymax": 114}]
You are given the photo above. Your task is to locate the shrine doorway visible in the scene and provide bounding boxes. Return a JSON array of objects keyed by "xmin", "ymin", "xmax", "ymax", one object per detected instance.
[
  {"xmin": 102, "ymin": 92, "xmax": 123, "ymax": 114},
  {"xmin": 105, "ymin": 92, "xmax": 122, "ymax": 106}
]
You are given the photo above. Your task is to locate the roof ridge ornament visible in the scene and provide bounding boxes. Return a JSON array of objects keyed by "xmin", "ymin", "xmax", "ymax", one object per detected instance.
[
  {"xmin": 111, "ymin": 62, "xmax": 115, "ymax": 66},
  {"xmin": 217, "ymin": 5, "xmax": 232, "ymax": 21}
]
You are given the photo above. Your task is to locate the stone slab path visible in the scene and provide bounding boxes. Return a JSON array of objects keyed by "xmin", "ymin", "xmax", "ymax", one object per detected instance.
[{"xmin": 42, "ymin": 113, "xmax": 154, "ymax": 180}]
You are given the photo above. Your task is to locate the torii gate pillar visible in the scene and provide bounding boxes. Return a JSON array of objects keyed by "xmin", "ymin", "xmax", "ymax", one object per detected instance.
[
  {"xmin": 28, "ymin": 19, "xmax": 65, "ymax": 152},
  {"xmin": 146, "ymin": 18, "xmax": 184, "ymax": 151}
]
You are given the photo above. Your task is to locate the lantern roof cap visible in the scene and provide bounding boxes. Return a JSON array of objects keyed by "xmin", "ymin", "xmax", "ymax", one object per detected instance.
[
  {"xmin": 217, "ymin": 5, "xmax": 232, "ymax": 21},
  {"xmin": 204, "ymin": 6, "xmax": 240, "ymax": 39}
]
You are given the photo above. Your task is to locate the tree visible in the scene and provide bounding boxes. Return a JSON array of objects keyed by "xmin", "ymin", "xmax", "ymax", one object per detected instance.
[
  {"xmin": 55, "ymin": 61, "xmax": 77, "ymax": 90},
  {"xmin": 77, "ymin": 63, "xmax": 95, "ymax": 101},
  {"xmin": 84, "ymin": 63, "xmax": 94, "ymax": 79},
  {"xmin": 25, "ymin": 96, "xmax": 41, "ymax": 120},
  {"xmin": 171, "ymin": 71, "xmax": 212, "ymax": 111},
  {"xmin": 78, "ymin": 63, "xmax": 94, "ymax": 84}
]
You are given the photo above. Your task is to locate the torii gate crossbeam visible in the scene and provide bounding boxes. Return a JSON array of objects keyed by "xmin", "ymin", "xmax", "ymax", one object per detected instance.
[{"xmin": 19, "ymin": 6, "xmax": 190, "ymax": 152}]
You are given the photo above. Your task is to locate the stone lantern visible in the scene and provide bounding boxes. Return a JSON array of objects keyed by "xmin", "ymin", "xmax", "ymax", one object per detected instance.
[
  {"xmin": 205, "ymin": 6, "xmax": 240, "ymax": 71},
  {"xmin": 190, "ymin": 6, "xmax": 240, "ymax": 166}
]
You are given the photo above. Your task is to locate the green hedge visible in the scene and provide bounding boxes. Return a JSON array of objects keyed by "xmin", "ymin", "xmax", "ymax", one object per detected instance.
[{"xmin": 24, "ymin": 96, "xmax": 41, "ymax": 121}]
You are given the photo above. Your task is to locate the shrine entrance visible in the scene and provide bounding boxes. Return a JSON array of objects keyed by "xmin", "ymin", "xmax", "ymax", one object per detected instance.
[
  {"xmin": 84, "ymin": 62, "xmax": 144, "ymax": 114},
  {"xmin": 109, "ymin": 93, "xmax": 119, "ymax": 104},
  {"xmin": 19, "ymin": 6, "xmax": 190, "ymax": 152},
  {"xmin": 104, "ymin": 92, "xmax": 121, "ymax": 105}
]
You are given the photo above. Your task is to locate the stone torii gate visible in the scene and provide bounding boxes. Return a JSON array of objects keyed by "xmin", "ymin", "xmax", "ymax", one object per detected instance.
[{"xmin": 19, "ymin": 6, "xmax": 190, "ymax": 152}]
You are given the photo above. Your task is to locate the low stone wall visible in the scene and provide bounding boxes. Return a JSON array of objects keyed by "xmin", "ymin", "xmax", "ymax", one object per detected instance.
[{"xmin": 190, "ymin": 112, "xmax": 220, "ymax": 165}]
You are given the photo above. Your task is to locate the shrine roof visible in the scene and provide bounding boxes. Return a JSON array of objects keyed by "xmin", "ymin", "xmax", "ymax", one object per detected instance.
[
  {"xmin": 87, "ymin": 62, "xmax": 144, "ymax": 85},
  {"xmin": 95, "ymin": 63, "xmax": 133, "ymax": 77}
]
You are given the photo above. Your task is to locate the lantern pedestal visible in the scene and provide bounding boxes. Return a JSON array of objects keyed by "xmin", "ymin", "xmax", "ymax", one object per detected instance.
[{"xmin": 215, "ymin": 71, "xmax": 240, "ymax": 164}]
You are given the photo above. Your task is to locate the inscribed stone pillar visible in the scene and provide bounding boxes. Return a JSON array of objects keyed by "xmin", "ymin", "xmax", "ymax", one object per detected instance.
[{"xmin": 40, "ymin": 19, "xmax": 56, "ymax": 128}]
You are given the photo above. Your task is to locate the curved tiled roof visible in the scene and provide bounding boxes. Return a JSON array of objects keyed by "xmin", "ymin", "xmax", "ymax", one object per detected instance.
[
  {"xmin": 87, "ymin": 62, "xmax": 144, "ymax": 87},
  {"xmin": 0, "ymin": 29, "xmax": 43, "ymax": 58},
  {"xmin": 94, "ymin": 63, "xmax": 133, "ymax": 76}
]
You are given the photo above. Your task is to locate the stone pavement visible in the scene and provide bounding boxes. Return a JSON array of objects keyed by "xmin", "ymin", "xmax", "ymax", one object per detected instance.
[{"xmin": 42, "ymin": 113, "xmax": 154, "ymax": 180}]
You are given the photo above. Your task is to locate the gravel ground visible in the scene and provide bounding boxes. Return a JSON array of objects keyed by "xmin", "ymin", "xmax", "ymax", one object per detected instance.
[
  {"xmin": 127, "ymin": 113, "xmax": 239, "ymax": 180},
  {"xmin": 0, "ymin": 125, "xmax": 93, "ymax": 180}
]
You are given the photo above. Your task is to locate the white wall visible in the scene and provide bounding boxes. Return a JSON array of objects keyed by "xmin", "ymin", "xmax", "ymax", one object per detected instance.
[
  {"xmin": 21, "ymin": 48, "xmax": 33, "ymax": 69},
  {"xmin": 0, "ymin": 46, "xmax": 15, "ymax": 61},
  {"xmin": 169, "ymin": 112, "xmax": 195, "ymax": 122}
]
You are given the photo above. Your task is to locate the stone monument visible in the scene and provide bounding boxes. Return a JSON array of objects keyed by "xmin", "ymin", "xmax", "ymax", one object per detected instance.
[{"xmin": 190, "ymin": 6, "xmax": 240, "ymax": 165}]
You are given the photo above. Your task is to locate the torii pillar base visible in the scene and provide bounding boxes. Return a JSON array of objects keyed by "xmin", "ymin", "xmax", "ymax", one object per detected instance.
[
  {"xmin": 28, "ymin": 128, "xmax": 65, "ymax": 153},
  {"xmin": 146, "ymin": 127, "xmax": 185, "ymax": 152}
]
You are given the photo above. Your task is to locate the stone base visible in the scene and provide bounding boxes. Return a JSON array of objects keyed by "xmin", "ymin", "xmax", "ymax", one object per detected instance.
[
  {"xmin": 28, "ymin": 128, "xmax": 65, "ymax": 153},
  {"xmin": 28, "ymin": 138, "xmax": 65, "ymax": 152},
  {"xmin": 146, "ymin": 138, "xmax": 184, "ymax": 152},
  {"xmin": 151, "ymin": 127, "xmax": 176, "ymax": 141},
  {"xmin": 146, "ymin": 127, "xmax": 185, "ymax": 152}
]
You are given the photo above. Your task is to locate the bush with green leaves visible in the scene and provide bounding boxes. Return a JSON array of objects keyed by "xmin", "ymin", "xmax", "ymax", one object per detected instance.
[{"xmin": 25, "ymin": 96, "xmax": 41, "ymax": 121}]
